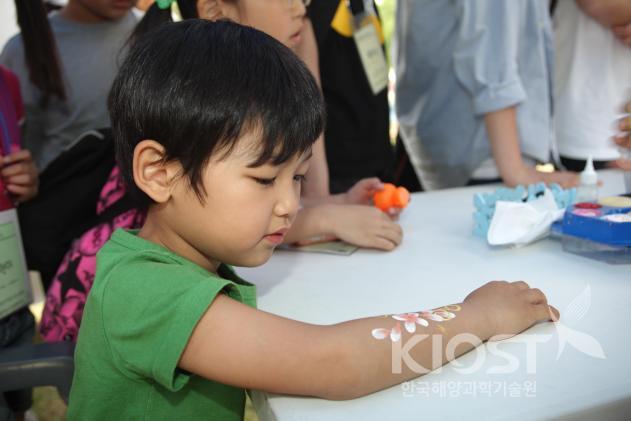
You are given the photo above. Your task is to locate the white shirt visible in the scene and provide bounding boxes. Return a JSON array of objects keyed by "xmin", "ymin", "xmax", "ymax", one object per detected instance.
[{"xmin": 554, "ymin": 0, "xmax": 631, "ymax": 161}]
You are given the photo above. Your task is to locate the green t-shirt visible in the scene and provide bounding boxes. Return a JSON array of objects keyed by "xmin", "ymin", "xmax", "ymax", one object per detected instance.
[{"xmin": 67, "ymin": 229, "xmax": 257, "ymax": 420}]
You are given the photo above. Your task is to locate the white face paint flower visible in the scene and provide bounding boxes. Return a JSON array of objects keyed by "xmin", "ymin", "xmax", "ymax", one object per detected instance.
[
  {"xmin": 391, "ymin": 313, "xmax": 430, "ymax": 333},
  {"xmin": 371, "ymin": 307, "xmax": 460, "ymax": 342},
  {"xmin": 425, "ymin": 309, "xmax": 456, "ymax": 321},
  {"xmin": 372, "ymin": 323, "xmax": 402, "ymax": 342}
]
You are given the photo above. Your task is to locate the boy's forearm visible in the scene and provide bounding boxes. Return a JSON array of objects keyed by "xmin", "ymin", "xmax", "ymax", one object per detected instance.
[{"xmin": 314, "ymin": 302, "xmax": 490, "ymax": 400}]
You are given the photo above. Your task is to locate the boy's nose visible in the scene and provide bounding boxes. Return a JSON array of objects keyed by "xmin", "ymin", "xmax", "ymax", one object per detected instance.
[{"xmin": 274, "ymin": 186, "xmax": 300, "ymax": 220}]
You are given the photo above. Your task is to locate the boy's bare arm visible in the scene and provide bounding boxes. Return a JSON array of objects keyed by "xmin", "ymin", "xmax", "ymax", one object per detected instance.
[
  {"xmin": 576, "ymin": 0, "xmax": 631, "ymax": 27},
  {"xmin": 179, "ymin": 281, "xmax": 558, "ymax": 400}
]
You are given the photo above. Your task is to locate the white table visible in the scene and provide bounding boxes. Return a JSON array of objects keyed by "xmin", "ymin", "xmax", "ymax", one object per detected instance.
[{"xmin": 238, "ymin": 170, "xmax": 631, "ymax": 421}]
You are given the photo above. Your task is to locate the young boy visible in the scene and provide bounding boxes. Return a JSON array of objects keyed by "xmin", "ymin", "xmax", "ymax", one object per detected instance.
[{"xmin": 68, "ymin": 20, "xmax": 559, "ymax": 420}]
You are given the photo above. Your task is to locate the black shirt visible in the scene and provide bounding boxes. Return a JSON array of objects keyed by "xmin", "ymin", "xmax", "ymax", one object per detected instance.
[{"xmin": 309, "ymin": 1, "xmax": 394, "ymax": 193}]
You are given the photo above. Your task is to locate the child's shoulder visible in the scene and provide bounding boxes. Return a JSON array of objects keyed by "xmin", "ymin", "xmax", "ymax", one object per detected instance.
[
  {"xmin": 95, "ymin": 229, "xmax": 251, "ymax": 300},
  {"xmin": 86, "ymin": 230, "xmax": 217, "ymax": 324},
  {"xmin": 96, "ymin": 229, "xmax": 203, "ymax": 286}
]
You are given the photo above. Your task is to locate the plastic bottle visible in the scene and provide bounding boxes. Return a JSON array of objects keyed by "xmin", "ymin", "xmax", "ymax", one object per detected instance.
[
  {"xmin": 577, "ymin": 156, "xmax": 598, "ymax": 202},
  {"xmin": 373, "ymin": 183, "xmax": 410, "ymax": 212}
]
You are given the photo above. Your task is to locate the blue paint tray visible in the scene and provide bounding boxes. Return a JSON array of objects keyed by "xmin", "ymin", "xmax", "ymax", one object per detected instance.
[
  {"xmin": 552, "ymin": 200, "xmax": 631, "ymax": 264},
  {"xmin": 560, "ymin": 203, "xmax": 631, "ymax": 246}
]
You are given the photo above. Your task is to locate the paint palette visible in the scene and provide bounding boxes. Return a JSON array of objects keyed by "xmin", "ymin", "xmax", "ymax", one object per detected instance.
[
  {"xmin": 552, "ymin": 199, "xmax": 631, "ymax": 264},
  {"xmin": 560, "ymin": 201, "xmax": 631, "ymax": 246}
]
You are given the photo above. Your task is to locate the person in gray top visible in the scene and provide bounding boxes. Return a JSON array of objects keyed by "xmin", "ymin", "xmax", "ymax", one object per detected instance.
[
  {"xmin": 0, "ymin": 0, "xmax": 137, "ymax": 171},
  {"xmin": 395, "ymin": 0, "xmax": 578, "ymax": 190}
]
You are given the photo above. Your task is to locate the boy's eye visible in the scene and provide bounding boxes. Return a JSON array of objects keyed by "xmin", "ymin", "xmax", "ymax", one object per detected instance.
[
  {"xmin": 254, "ymin": 177, "xmax": 276, "ymax": 186},
  {"xmin": 294, "ymin": 174, "xmax": 307, "ymax": 183}
]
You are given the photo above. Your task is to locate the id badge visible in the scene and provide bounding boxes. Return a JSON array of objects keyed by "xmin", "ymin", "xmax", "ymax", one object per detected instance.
[
  {"xmin": 353, "ymin": 22, "xmax": 388, "ymax": 95},
  {"xmin": 0, "ymin": 207, "xmax": 32, "ymax": 319}
]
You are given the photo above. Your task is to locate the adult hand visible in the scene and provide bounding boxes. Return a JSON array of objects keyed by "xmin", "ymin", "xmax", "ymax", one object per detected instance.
[
  {"xmin": 505, "ymin": 165, "xmax": 580, "ymax": 189},
  {"xmin": 613, "ymin": 22, "xmax": 631, "ymax": 46},
  {"xmin": 613, "ymin": 101, "xmax": 631, "ymax": 170}
]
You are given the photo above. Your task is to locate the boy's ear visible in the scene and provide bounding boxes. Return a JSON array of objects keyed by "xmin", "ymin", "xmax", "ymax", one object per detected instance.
[
  {"xmin": 197, "ymin": 0, "xmax": 235, "ymax": 21},
  {"xmin": 133, "ymin": 140, "xmax": 180, "ymax": 203}
]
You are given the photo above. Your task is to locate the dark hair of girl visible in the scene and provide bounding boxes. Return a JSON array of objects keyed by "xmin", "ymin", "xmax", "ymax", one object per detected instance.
[{"xmin": 14, "ymin": 0, "xmax": 66, "ymax": 107}]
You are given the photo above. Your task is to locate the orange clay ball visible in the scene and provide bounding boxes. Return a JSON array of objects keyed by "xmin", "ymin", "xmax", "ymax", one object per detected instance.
[{"xmin": 373, "ymin": 183, "xmax": 410, "ymax": 212}]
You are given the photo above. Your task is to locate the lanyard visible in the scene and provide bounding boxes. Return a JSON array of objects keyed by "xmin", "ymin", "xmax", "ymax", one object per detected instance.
[{"xmin": 347, "ymin": 0, "xmax": 365, "ymax": 16}]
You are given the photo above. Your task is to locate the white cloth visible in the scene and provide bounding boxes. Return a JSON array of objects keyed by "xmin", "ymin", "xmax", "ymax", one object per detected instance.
[
  {"xmin": 487, "ymin": 188, "xmax": 565, "ymax": 246},
  {"xmin": 554, "ymin": 1, "xmax": 631, "ymax": 161}
]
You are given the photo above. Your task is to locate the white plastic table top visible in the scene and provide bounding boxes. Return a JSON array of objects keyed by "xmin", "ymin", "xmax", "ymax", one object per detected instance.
[{"xmin": 237, "ymin": 170, "xmax": 631, "ymax": 421}]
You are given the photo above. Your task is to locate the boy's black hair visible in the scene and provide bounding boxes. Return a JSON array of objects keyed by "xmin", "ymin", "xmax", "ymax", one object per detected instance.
[{"xmin": 109, "ymin": 19, "xmax": 326, "ymax": 207}]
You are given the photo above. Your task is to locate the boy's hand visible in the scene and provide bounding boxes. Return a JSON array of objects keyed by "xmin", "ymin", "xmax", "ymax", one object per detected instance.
[
  {"xmin": 463, "ymin": 280, "xmax": 560, "ymax": 342},
  {"xmin": 328, "ymin": 204, "xmax": 403, "ymax": 251},
  {"xmin": 1, "ymin": 150, "xmax": 39, "ymax": 203}
]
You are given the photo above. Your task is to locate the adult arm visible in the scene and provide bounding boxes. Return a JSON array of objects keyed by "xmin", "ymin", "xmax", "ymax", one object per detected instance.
[
  {"xmin": 454, "ymin": 1, "xmax": 577, "ymax": 187},
  {"xmin": 295, "ymin": 18, "xmax": 330, "ymax": 198},
  {"xmin": 614, "ymin": 102, "xmax": 631, "ymax": 170},
  {"xmin": 485, "ymin": 108, "xmax": 579, "ymax": 188},
  {"xmin": 576, "ymin": 0, "xmax": 631, "ymax": 27}
]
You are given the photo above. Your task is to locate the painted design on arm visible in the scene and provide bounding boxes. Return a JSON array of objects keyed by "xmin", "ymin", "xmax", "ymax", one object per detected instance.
[
  {"xmin": 371, "ymin": 322, "xmax": 402, "ymax": 342},
  {"xmin": 371, "ymin": 305, "xmax": 461, "ymax": 342}
]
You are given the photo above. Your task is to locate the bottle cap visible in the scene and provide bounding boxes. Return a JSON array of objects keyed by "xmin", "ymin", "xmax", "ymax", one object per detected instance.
[{"xmin": 580, "ymin": 156, "xmax": 598, "ymax": 186}]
